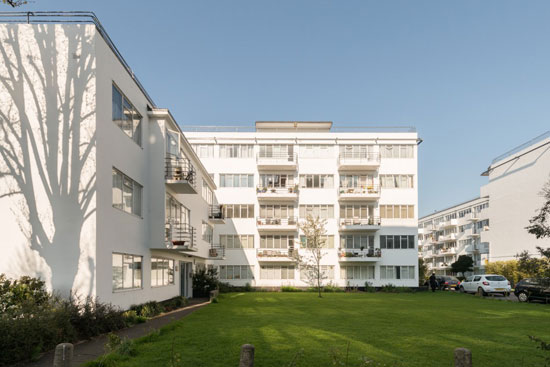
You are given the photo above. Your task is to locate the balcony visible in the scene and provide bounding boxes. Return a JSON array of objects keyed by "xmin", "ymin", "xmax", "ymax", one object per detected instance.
[
  {"xmin": 439, "ymin": 247, "xmax": 457, "ymax": 254},
  {"xmin": 256, "ymin": 217, "xmax": 298, "ymax": 232},
  {"xmin": 256, "ymin": 152, "xmax": 298, "ymax": 170},
  {"xmin": 165, "ymin": 222, "xmax": 197, "ymax": 251},
  {"xmin": 256, "ymin": 185, "xmax": 299, "ymax": 202},
  {"xmin": 338, "ymin": 152, "xmax": 380, "ymax": 171},
  {"xmin": 466, "ymin": 212, "xmax": 480, "ymax": 222},
  {"xmin": 256, "ymin": 248, "xmax": 298, "ymax": 262},
  {"xmin": 338, "ymin": 248, "xmax": 382, "ymax": 262},
  {"xmin": 208, "ymin": 244, "xmax": 226, "ymax": 260},
  {"xmin": 440, "ymin": 233, "xmax": 457, "ymax": 242},
  {"xmin": 208, "ymin": 205, "xmax": 225, "ymax": 224},
  {"xmin": 165, "ymin": 155, "xmax": 197, "ymax": 194},
  {"xmin": 339, "ymin": 217, "xmax": 381, "ymax": 231},
  {"xmin": 438, "ymin": 219, "xmax": 458, "ymax": 229},
  {"xmin": 338, "ymin": 185, "xmax": 380, "ymax": 201}
]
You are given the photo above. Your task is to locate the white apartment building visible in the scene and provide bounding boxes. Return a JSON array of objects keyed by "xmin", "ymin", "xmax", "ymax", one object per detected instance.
[
  {"xmin": 419, "ymin": 197, "xmax": 490, "ymax": 276},
  {"xmin": 0, "ymin": 15, "xmax": 220, "ymax": 309},
  {"xmin": 185, "ymin": 122, "xmax": 420, "ymax": 288}
]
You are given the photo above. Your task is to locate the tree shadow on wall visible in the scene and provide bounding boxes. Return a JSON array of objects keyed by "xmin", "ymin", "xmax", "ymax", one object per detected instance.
[{"xmin": 0, "ymin": 24, "xmax": 96, "ymax": 296}]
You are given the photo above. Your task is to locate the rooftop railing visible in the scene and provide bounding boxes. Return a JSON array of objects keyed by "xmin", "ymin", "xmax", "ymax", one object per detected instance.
[{"xmin": 181, "ymin": 126, "xmax": 417, "ymax": 133}]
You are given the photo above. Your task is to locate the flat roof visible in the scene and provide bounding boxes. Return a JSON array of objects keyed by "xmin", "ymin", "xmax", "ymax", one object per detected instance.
[{"xmin": 182, "ymin": 124, "xmax": 417, "ymax": 133}]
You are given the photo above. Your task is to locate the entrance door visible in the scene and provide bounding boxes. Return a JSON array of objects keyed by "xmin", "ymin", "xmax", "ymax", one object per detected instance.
[{"xmin": 180, "ymin": 262, "xmax": 189, "ymax": 297}]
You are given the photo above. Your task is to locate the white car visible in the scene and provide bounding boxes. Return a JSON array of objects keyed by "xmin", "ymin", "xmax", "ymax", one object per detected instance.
[{"xmin": 459, "ymin": 274, "xmax": 511, "ymax": 296}]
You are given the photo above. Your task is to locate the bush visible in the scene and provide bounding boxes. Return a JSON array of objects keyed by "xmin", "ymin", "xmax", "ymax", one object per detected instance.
[
  {"xmin": 160, "ymin": 296, "xmax": 188, "ymax": 312},
  {"xmin": 378, "ymin": 284, "xmax": 413, "ymax": 293},
  {"xmin": 324, "ymin": 283, "xmax": 344, "ymax": 292},
  {"xmin": 281, "ymin": 286, "xmax": 301, "ymax": 292},
  {"xmin": 364, "ymin": 281, "xmax": 375, "ymax": 293},
  {"xmin": 218, "ymin": 282, "xmax": 256, "ymax": 293},
  {"xmin": 192, "ymin": 268, "xmax": 219, "ymax": 297}
]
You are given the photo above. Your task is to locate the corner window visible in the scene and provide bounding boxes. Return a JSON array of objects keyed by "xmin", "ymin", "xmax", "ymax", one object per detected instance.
[
  {"xmin": 112, "ymin": 84, "xmax": 142, "ymax": 146},
  {"xmin": 151, "ymin": 258, "xmax": 175, "ymax": 287},
  {"xmin": 112, "ymin": 253, "xmax": 142, "ymax": 290}
]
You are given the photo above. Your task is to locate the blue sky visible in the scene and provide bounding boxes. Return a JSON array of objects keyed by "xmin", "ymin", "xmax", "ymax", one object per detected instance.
[{"xmin": 20, "ymin": 0, "xmax": 550, "ymax": 216}]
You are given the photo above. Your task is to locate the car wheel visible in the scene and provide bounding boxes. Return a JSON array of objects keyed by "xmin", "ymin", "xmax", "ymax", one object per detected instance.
[
  {"xmin": 517, "ymin": 292, "xmax": 529, "ymax": 303},
  {"xmin": 477, "ymin": 287, "xmax": 487, "ymax": 297},
  {"xmin": 459, "ymin": 286, "xmax": 465, "ymax": 293}
]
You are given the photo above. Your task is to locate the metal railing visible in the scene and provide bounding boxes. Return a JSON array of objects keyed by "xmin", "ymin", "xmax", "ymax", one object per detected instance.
[
  {"xmin": 338, "ymin": 152, "xmax": 381, "ymax": 164},
  {"xmin": 208, "ymin": 205, "xmax": 224, "ymax": 220},
  {"xmin": 209, "ymin": 244, "xmax": 226, "ymax": 259},
  {"xmin": 338, "ymin": 185, "xmax": 380, "ymax": 195},
  {"xmin": 256, "ymin": 185, "xmax": 299, "ymax": 195},
  {"xmin": 338, "ymin": 248, "xmax": 382, "ymax": 258},
  {"xmin": 181, "ymin": 126, "xmax": 417, "ymax": 133},
  {"xmin": 339, "ymin": 217, "xmax": 381, "ymax": 226},
  {"xmin": 165, "ymin": 222, "xmax": 196, "ymax": 249},
  {"xmin": 256, "ymin": 248, "xmax": 297, "ymax": 258},
  {"xmin": 256, "ymin": 217, "xmax": 298, "ymax": 226},
  {"xmin": 256, "ymin": 152, "xmax": 297, "ymax": 163},
  {"xmin": 165, "ymin": 155, "xmax": 196, "ymax": 187}
]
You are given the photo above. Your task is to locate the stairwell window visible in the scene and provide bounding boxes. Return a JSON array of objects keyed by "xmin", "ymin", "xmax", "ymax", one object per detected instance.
[
  {"xmin": 112, "ymin": 84, "xmax": 142, "ymax": 146},
  {"xmin": 112, "ymin": 168, "xmax": 142, "ymax": 216},
  {"xmin": 380, "ymin": 145, "xmax": 414, "ymax": 158},
  {"xmin": 219, "ymin": 265, "xmax": 254, "ymax": 280},
  {"xmin": 112, "ymin": 253, "xmax": 142, "ymax": 291},
  {"xmin": 299, "ymin": 174, "xmax": 334, "ymax": 188},
  {"xmin": 151, "ymin": 258, "xmax": 175, "ymax": 287},
  {"xmin": 220, "ymin": 174, "xmax": 254, "ymax": 188},
  {"xmin": 223, "ymin": 204, "xmax": 255, "ymax": 218},
  {"xmin": 220, "ymin": 234, "xmax": 255, "ymax": 249}
]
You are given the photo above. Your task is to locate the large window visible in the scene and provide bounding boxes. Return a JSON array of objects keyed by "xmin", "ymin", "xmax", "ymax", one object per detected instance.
[
  {"xmin": 192, "ymin": 144, "xmax": 214, "ymax": 158},
  {"xmin": 112, "ymin": 253, "xmax": 142, "ymax": 290},
  {"xmin": 259, "ymin": 174, "xmax": 294, "ymax": 188},
  {"xmin": 340, "ymin": 265, "xmax": 374, "ymax": 279},
  {"xmin": 260, "ymin": 205, "xmax": 294, "ymax": 219},
  {"xmin": 300, "ymin": 235, "xmax": 334, "ymax": 249},
  {"xmin": 380, "ymin": 145, "xmax": 414, "ymax": 158},
  {"xmin": 151, "ymin": 258, "xmax": 174, "ymax": 287},
  {"xmin": 219, "ymin": 174, "xmax": 254, "ymax": 188},
  {"xmin": 380, "ymin": 175, "xmax": 414, "ymax": 189},
  {"xmin": 380, "ymin": 235, "xmax": 415, "ymax": 249},
  {"xmin": 380, "ymin": 266, "xmax": 415, "ymax": 280},
  {"xmin": 301, "ymin": 265, "xmax": 334, "ymax": 280},
  {"xmin": 299, "ymin": 144, "xmax": 333, "ymax": 158},
  {"xmin": 260, "ymin": 235, "xmax": 294, "ymax": 249},
  {"xmin": 165, "ymin": 194, "xmax": 190, "ymax": 226},
  {"xmin": 339, "ymin": 205, "xmax": 375, "ymax": 219},
  {"xmin": 340, "ymin": 234, "xmax": 375, "ymax": 249},
  {"xmin": 219, "ymin": 265, "xmax": 254, "ymax": 280},
  {"xmin": 258, "ymin": 144, "xmax": 294, "ymax": 158},
  {"xmin": 340, "ymin": 174, "xmax": 375, "ymax": 188},
  {"xmin": 299, "ymin": 174, "xmax": 334, "ymax": 188},
  {"xmin": 339, "ymin": 145, "xmax": 375, "ymax": 158},
  {"xmin": 112, "ymin": 168, "xmax": 142, "ymax": 216},
  {"xmin": 299, "ymin": 205, "xmax": 334, "ymax": 219},
  {"xmin": 380, "ymin": 205, "xmax": 415, "ymax": 219},
  {"xmin": 219, "ymin": 144, "xmax": 254, "ymax": 158},
  {"xmin": 220, "ymin": 234, "xmax": 255, "ymax": 249},
  {"xmin": 112, "ymin": 84, "xmax": 142, "ymax": 146},
  {"xmin": 222, "ymin": 204, "xmax": 255, "ymax": 218},
  {"xmin": 260, "ymin": 265, "xmax": 295, "ymax": 279}
]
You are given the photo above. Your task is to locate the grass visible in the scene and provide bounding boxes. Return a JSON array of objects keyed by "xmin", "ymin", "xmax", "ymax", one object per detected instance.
[{"xmin": 90, "ymin": 292, "xmax": 550, "ymax": 367}]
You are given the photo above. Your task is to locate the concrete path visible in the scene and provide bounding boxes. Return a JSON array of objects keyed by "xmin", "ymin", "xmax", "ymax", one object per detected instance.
[{"xmin": 22, "ymin": 298, "xmax": 210, "ymax": 367}]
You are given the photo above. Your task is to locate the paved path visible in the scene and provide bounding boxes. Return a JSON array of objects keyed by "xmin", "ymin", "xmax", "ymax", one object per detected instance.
[{"xmin": 22, "ymin": 298, "xmax": 210, "ymax": 367}]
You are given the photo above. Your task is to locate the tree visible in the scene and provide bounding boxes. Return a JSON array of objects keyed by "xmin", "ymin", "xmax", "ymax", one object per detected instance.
[
  {"xmin": 526, "ymin": 178, "xmax": 550, "ymax": 239},
  {"xmin": 2, "ymin": 1, "xmax": 28, "ymax": 7},
  {"xmin": 451, "ymin": 255, "xmax": 474, "ymax": 277},
  {"xmin": 484, "ymin": 260, "xmax": 521, "ymax": 286},
  {"xmin": 296, "ymin": 216, "xmax": 328, "ymax": 298},
  {"xmin": 516, "ymin": 248, "xmax": 550, "ymax": 279},
  {"xmin": 418, "ymin": 258, "xmax": 428, "ymax": 286}
]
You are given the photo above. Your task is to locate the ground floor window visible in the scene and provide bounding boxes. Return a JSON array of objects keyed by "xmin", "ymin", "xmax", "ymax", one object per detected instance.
[
  {"xmin": 260, "ymin": 265, "xmax": 295, "ymax": 280},
  {"xmin": 300, "ymin": 265, "xmax": 335, "ymax": 280},
  {"xmin": 112, "ymin": 253, "xmax": 142, "ymax": 290},
  {"xmin": 340, "ymin": 265, "xmax": 375, "ymax": 279},
  {"xmin": 219, "ymin": 265, "xmax": 254, "ymax": 280},
  {"xmin": 380, "ymin": 265, "xmax": 415, "ymax": 280},
  {"xmin": 151, "ymin": 257, "xmax": 175, "ymax": 287}
]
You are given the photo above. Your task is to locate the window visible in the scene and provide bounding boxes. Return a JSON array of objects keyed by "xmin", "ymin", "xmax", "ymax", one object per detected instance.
[
  {"xmin": 260, "ymin": 235, "xmax": 294, "ymax": 249},
  {"xmin": 380, "ymin": 175, "xmax": 414, "ymax": 189},
  {"xmin": 380, "ymin": 266, "xmax": 415, "ymax": 280},
  {"xmin": 339, "ymin": 205, "xmax": 375, "ymax": 219},
  {"xmin": 299, "ymin": 144, "xmax": 333, "ymax": 158},
  {"xmin": 202, "ymin": 222, "xmax": 213, "ymax": 244},
  {"xmin": 299, "ymin": 174, "xmax": 334, "ymax": 188},
  {"xmin": 165, "ymin": 194, "xmax": 190, "ymax": 226},
  {"xmin": 151, "ymin": 258, "xmax": 174, "ymax": 287},
  {"xmin": 259, "ymin": 205, "xmax": 294, "ymax": 219},
  {"xmin": 202, "ymin": 180, "xmax": 213, "ymax": 204},
  {"xmin": 220, "ymin": 235, "xmax": 255, "ymax": 249},
  {"xmin": 380, "ymin": 235, "xmax": 415, "ymax": 249},
  {"xmin": 301, "ymin": 265, "xmax": 335, "ymax": 280},
  {"xmin": 112, "ymin": 253, "xmax": 142, "ymax": 290},
  {"xmin": 219, "ymin": 265, "xmax": 255, "ymax": 280},
  {"xmin": 339, "ymin": 145, "xmax": 376, "ymax": 159},
  {"xmin": 219, "ymin": 174, "xmax": 254, "ymax": 188},
  {"xmin": 299, "ymin": 205, "xmax": 334, "ymax": 219},
  {"xmin": 339, "ymin": 174, "xmax": 375, "ymax": 188},
  {"xmin": 259, "ymin": 174, "xmax": 294, "ymax": 188},
  {"xmin": 219, "ymin": 144, "xmax": 254, "ymax": 158},
  {"xmin": 340, "ymin": 266, "xmax": 374, "ymax": 279},
  {"xmin": 340, "ymin": 235, "xmax": 375, "ymax": 249},
  {"xmin": 300, "ymin": 235, "xmax": 334, "ymax": 249},
  {"xmin": 380, "ymin": 205, "xmax": 415, "ymax": 219},
  {"xmin": 112, "ymin": 84, "xmax": 142, "ymax": 146},
  {"xmin": 222, "ymin": 204, "xmax": 254, "ymax": 218},
  {"xmin": 192, "ymin": 144, "xmax": 214, "ymax": 158},
  {"xmin": 258, "ymin": 144, "xmax": 294, "ymax": 158},
  {"xmin": 112, "ymin": 168, "xmax": 142, "ymax": 216},
  {"xmin": 260, "ymin": 265, "xmax": 295, "ymax": 279},
  {"xmin": 380, "ymin": 145, "xmax": 414, "ymax": 158}
]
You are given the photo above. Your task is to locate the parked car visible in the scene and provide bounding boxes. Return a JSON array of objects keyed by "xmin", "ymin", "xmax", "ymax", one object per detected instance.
[
  {"xmin": 458, "ymin": 274, "xmax": 511, "ymax": 296},
  {"xmin": 423, "ymin": 275, "xmax": 460, "ymax": 290},
  {"xmin": 514, "ymin": 278, "xmax": 550, "ymax": 303}
]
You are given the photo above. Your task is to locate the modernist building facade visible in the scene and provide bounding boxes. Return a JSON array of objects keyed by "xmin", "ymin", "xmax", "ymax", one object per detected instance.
[{"xmin": 185, "ymin": 122, "xmax": 420, "ymax": 288}]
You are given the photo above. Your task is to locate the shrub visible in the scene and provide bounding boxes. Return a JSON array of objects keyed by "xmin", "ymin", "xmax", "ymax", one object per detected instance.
[
  {"xmin": 378, "ymin": 284, "xmax": 413, "ymax": 293},
  {"xmin": 192, "ymin": 268, "xmax": 219, "ymax": 297},
  {"xmin": 281, "ymin": 286, "xmax": 301, "ymax": 292},
  {"xmin": 324, "ymin": 283, "xmax": 344, "ymax": 292},
  {"xmin": 364, "ymin": 281, "xmax": 375, "ymax": 293},
  {"xmin": 160, "ymin": 296, "xmax": 188, "ymax": 312}
]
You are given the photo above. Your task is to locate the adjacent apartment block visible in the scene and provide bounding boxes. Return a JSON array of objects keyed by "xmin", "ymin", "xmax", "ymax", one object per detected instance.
[
  {"xmin": 185, "ymin": 122, "xmax": 420, "ymax": 288},
  {"xmin": 0, "ymin": 16, "xmax": 219, "ymax": 309}
]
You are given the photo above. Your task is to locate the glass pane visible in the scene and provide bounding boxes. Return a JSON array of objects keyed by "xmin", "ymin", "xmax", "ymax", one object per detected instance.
[
  {"xmin": 112, "ymin": 170, "xmax": 122, "ymax": 209},
  {"xmin": 112, "ymin": 85, "xmax": 123, "ymax": 121}
]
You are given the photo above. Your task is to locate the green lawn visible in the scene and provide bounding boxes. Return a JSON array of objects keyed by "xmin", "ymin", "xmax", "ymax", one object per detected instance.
[{"xmin": 101, "ymin": 292, "xmax": 550, "ymax": 367}]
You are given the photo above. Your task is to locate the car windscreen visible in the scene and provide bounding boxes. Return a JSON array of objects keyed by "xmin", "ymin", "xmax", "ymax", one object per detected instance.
[{"xmin": 486, "ymin": 276, "xmax": 506, "ymax": 281}]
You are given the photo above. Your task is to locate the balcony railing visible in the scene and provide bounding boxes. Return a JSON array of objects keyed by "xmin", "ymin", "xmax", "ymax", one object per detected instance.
[
  {"xmin": 165, "ymin": 155, "xmax": 197, "ymax": 193},
  {"xmin": 208, "ymin": 205, "xmax": 224, "ymax": 222},
  {"xmin": 338, "ymin": 185, "xmax": 380, "ymax": 201},
  {"xmin": 339, "ymin": 217, "xmax": 381, "ymax": 227},
  {"xmin": 209, "ymin": 244, "xmax": 226, "ymax": 259},
  {"xmin": 256, "ymin": 217, "xmax": 298, "ymax": 227},
  {"xmin": 256, "ymin": 185, "xmax": 299, "ymax": 201},
  {"xmin": 338, "ymin": 248, "xmax": 382, "ymax": 259},
  {"xmin": 338, "ymin": 152, "xmax": 381, "ymax": 168},
  {"xmin": 165, "ymin": 222, "xmax": 196, "ymax": 250},
  {"xmin": 256, "ymin": 152, "xmax": 298, "ymax": 168},
  {"xmin": 256, "ymin": 248, "xmax": 298, "ymax": 260}
]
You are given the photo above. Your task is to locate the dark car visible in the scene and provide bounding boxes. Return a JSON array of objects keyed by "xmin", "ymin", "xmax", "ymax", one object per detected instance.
[
  {"xmin": 514, "ymin": 278, "xmax": 550, "ymax": 303},
  {"xmin": 423, "ymin": 275, "xmax": 460, "ymax": 290}
]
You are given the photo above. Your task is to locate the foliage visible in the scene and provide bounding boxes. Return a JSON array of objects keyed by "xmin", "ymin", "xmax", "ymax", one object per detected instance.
[
  {"xmin": 451, "ymin": 255, "xmax": 474, "ymax": 276},
  {"xmin": 281, "ymin": 286, "xmax": 302, "ymax": 292},
  {"xmin": 192, "ymin": 267, "xmax": 219, "ymax": 298},
  {"xmin": 526, "ymin": 178, "xmax": 550, "ymax": 239},
  {"xmin": 378, "ymin": 284, "xmax": 413, "ymax": 293},
  {"xmin": 1, "ymin": 0, "xmax": 27, "ymax": 7},
  {"xmin": 418, "ymin": 258, "xmax": 428, "ymax": 286},
  {"xmin": 218, "ymin": 282, "xmax": 256, "ymax": 293},
  {"xmin": 323, "ymin": 282, "xmax": 344, "ymax": 292},
  {"xmin": 297, "ymin": 216, "xmax": 328, "ymax": 298},
  {"xmin": 0, "ymin": 274, "xmax": 50, "ymax": 315},
  {"xmin": 484, "ymin": 260, "xmax": 522, "ymax": 286},
  {"xmin": 516, "ymin": 248, "xmax": 550, "ymax": 279},
  {"xmin": 529, "ymin": 335, "xmax": 550, "ymax": 367},
  {"xmin": 364, "ymin": 281, "xmax": 375, "ymax": 293}
]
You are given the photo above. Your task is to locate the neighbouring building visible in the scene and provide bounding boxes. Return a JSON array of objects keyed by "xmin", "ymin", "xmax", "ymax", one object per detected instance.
[
  {"xmin": 185, "ymin": 121, "xmax": 421, "ymax": 288},
  {"xmin": 418, "ymin": 130, "xmax": 550, "ymax": 276}
]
